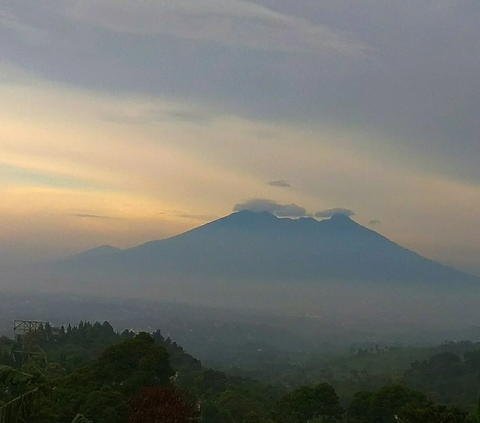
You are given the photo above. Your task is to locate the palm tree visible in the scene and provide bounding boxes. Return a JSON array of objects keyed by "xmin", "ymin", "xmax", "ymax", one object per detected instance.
[{"xmin": 0, "ymin": 365, "xmax": 89, "ymax": 423}]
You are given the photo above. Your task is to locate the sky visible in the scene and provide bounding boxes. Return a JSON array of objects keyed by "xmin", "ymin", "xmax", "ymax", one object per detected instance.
[{"xmin": 0, "ymin": 0, "xmax": 479, "ymax": 274}]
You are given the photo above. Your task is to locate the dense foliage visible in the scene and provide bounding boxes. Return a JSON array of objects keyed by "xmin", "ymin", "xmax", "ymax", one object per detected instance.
[{"xmin": 1, "ymin": 321, "xmax": 479, "ymax": 423}]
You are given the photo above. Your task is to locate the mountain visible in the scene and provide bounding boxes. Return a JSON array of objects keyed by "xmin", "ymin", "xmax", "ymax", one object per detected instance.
[
  {"xmin": 2, "ymin": 211, "xmax": 479, "ymax": 326},
  {"xmin": 100, "ymin": 210, "xmax": 474, "ymax": 285},
  {"xmin": 63, "ymin": 245, "xmax": 122, "ymax": 262}
]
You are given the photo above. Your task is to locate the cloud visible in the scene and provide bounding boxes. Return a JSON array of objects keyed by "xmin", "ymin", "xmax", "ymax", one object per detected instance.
[
  {"xmin": 65, "ymin": 0, "xmax": 369, "ymax": 56},
  {"xmin": 252, "ymin": 129, "xmax": 280, "ymax": 140},
  {"xmin": 71, "ymin": 214, "xmax": 117, "ymax": 220},
  {"xmin": 315, "ymin": 208, "xmax": 355, "ymax": 218},
  {"xmin": 100, "ymin": 107, "xmax": 211, "ymax": 125},
  {"xmin": 176, "ymin": 213, "xmax": 218, "ymax": 221},
  {"xmin": 233, "ymin": 199, "xmax": 308, "ymax": 217},
  {"xmin": 168, "ymin": 210, "xmax": 218, "ymax": 221},
  {"xmin": 164, "ymin": 110, "xmax": 210, "ymax": 125},
  {"xmin": 369, "ymin": 220, "xmax": 381, "ymax": 226},
  {"xmin": 267, "ymin": 180, "xmax": 290, "ymax": 188},
  {"xmin": 0, "ymin": 8, "xmax": 49, "ymax": 44},
  {"xmin": 2, "ymin": 1, "xmax": 480, "ymax": 194}
]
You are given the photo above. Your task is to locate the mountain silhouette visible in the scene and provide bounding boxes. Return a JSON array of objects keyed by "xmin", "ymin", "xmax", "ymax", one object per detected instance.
[
  {"xmin": 63, "ymin": 245, "xmax": 122, "ymax": 261},
  {"xmin": 2, "ymin": 211, "xmax": 478, "ymax": 318},
  {"xmin": 62, "ymin": 210, "xmax": 476, "ymax": 286}
]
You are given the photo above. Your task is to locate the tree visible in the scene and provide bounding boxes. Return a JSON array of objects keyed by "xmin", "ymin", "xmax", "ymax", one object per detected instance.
[
  {"xmin": 215, "ymin": 390, "xmax": 265, "ymax": 423},
  {"xmin": 367, "ymin": 385, "xmax": 427, "ymax": 423},
  {"xmin": 46, "ymin": 333, "xmax": 174, "ymax": 423},
  {"xmin": 83, "ymin": 386, "xmax": 128, "ymax": 423},
  {"xmin": 127, "ymin": 386, "xmax": 199, "ymax": 423},
  {"xmin": 0, "ymin": 365, "xmax": 89, "ymax": 423},
  {"xmin": 347, "ymin": 391, "xmax": 373, "ymax": 423},
  {"xmin": 278, "ymin": 383, "xmax": 343, "ymax": 423},
  {"xmin": 310, "ymin": 383, "xmax": 344, "ymax": 422},
  {"xmin": 398, "ymin": 402, "xmax": 468, "ymax": 423},
  {"xmin": 242, "ymin": 412, "xmax": 274, "ymax": 423},
  {"xmin": 0, "ymin": 365, "xmax": 39, "ymax": 423},
  {"xmin": 94, "ymin": 332, "xmax": 174, "ymax": 396}
]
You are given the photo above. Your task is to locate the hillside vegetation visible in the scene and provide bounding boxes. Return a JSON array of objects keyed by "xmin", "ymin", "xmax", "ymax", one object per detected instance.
[{"xmin": 1, "ymin": 321, "xmax": 480, "ymax": 422}]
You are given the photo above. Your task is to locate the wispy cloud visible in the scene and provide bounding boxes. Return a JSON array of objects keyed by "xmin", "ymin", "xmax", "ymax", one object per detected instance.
[
  {"xmin": 1, "ymin": 34, "xmax": 480, "ymax": 271},
  {"xmin": 176, "ymin": 213, "xmax": 218, "ymax": 221},
  {"xmin": 71, "ymin": 213, "xmax": 118, "ymax": 220},
  {"xmin": 234, "ymin": 199, "xmax": 309, "ymax": 217},
  {"xmin": 0, "ymin": 8, "xmax": 49, "ymax": 44},
  {"xmin": 315, "ymin": 208, "xmax": 355, "ymax": 218},
  {"xmin": 267, "ymin": 180, "xmax": 290, "ymax": 188},
  {"xmin": 66, "ymin": 0, "xmax": 370, "ymax": 56},
  {"xmin": 101, "ymin": 107, "xmax": 211, "ymax": 125}
]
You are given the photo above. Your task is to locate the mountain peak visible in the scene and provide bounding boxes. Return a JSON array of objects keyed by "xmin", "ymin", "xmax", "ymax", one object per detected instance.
[
  {"xmin": 328, "ymin": 213, "xmax": 353, "ymax": 222},
  {"xmin": 214, "ymin": 210, "xmax": 278, "ymax": 228},
  {"xmin": 235, "ymin": 209, "xmax": 274, "ymax": 216},
  {"xmin": 320, "ymin": 213, "xmax": 357, "ymax": 226}
]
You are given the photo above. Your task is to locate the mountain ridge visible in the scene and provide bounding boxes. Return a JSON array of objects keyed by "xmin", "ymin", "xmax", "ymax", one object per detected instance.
[
  {"xmin": 1, "ymin": 211, "xmax": 478, "ymax": 316},
  {"xmin": 0, "ymin": 212, "xmax": 480, "ymax": 325},
  {"xmin": 64, "ymin": 245, "xmax": 122, "ymax": 261},
  {"xmin": 78, "ymin": 210, "xmax": 476, "ymax": 286}
]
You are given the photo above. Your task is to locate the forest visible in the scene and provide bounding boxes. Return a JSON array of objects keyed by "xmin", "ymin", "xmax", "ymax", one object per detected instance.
[{"xmin": 1, "ymin": 321, "xmax": 480, "ymax": 423}]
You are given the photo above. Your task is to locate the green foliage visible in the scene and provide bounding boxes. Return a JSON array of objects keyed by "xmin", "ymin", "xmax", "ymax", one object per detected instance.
[
  {"xmin": 94, "ymin": 332, "xmax": 173, "ymax": 396},
  {"xmin": 127, "ymin": 386, "xmax": 199, "ymax": 423},
  {"xmin": 0, "ymin": 366, "xmax": 39, "ymax": 423},
  {"xmin": 347, "ymin": 391, "xmax": 373, "ymax": 422},
  {"xmin": 0, "ymin": 366, "xmax": 33, "ymax": 386},
  {"xmin": 2, "ymin": 321, "xmax": 479, "ymax": 423},
  {"xmin": 367, "ymin": 385, "xmax": 427, "ymax": 423},
  {"xmin": 0, "ymin": 387, "xmax": 39, "ymax": 423},
  {"xmin": 216, "ymin": 390, "xmax": 263, "ymax": 422},
  {"xmin": 0, "ymin": 329, "xmax": 180, "ymax": 423},
  {"xmin": 242, "ymin": 411, "xmax": 274, "ymax": 423},
  {"xmin": 45, "ymin": 333, "xmax": 174, "ymax": 423},
  {"xmin": 83, "ymin": 386, "xmax": 127, "ymax": 423},
  {"xmin": 403, "ymin": 351, "xmax": 480, "ymax": 410},
  {"xmin": 398, "ymin": 402, "xmax": 469, "ymax": 423},
  {"xmin": 346, "ymin": 385, "xmax": 473, "ymax": 423},
  {"xmin": 277, "ymin": 382, "xmax": 343, "ymax": 423},
  {"xmin": 70, "ymin": 415, "xmax": 91, "ymax": 423}
]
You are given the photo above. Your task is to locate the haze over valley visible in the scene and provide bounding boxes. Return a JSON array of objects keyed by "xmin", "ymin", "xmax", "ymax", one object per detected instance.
[{"xmin": 2, "ymin": 210, "xmax": 479, "ymax": 333}]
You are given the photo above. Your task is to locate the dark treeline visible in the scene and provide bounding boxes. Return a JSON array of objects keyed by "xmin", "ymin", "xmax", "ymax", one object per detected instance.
[{"xmin": 0, "ymin": 321, "xmax": 479, "ymax": 423}]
